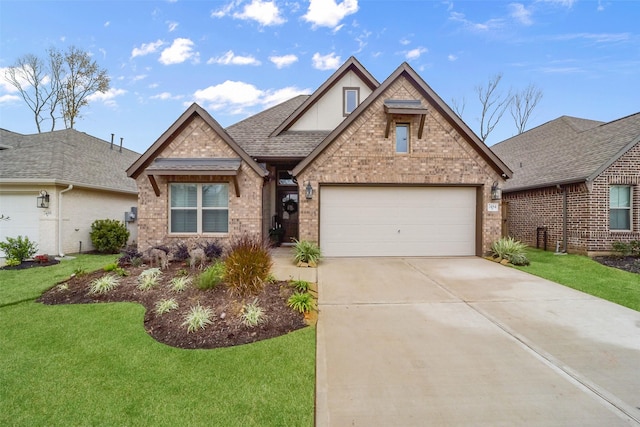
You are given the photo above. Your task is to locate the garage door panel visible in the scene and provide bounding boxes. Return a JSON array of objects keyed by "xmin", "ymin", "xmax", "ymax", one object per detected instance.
[{"xmin": 320, "ymin": 187, "xmax": 476, "ymax": 257}]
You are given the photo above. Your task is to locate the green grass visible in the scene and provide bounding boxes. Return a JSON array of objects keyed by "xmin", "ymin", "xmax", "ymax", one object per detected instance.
[
  {"xmin": 0, "ymin": 255, "xmax": 316, "ymax": 426},
  {"xmin": 513, "ymin": 249, "xmax": 640, "ymax": 312}
]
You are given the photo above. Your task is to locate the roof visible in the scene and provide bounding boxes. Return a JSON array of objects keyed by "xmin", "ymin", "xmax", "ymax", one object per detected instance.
[
  {"xmin": 127, "ymin": 103, "xmax": 267, "ymax": 179},
  {"xmin": 0, "ymin": 128, "xmax": 140, "ymax": 193},
  {"xmin": 491, "ymin": 113, "xmax": 640, "ymax": 191},
  {"xmin": 293, "ymin": 62, "xmax": 513, "ymax": 178}
]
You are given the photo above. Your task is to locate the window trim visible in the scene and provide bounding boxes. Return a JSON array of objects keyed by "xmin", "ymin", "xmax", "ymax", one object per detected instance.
[
  {"xmin": 395, "ymin": 123, "xmax": 410, "ymax": 153},
  {"xmin": 343, "ymin": 87, "xmax": 360, "ymax": 117},
  {"xmin": 609, "ymin": 185, "xmax": 632, "ymax": 232},
  {"xmin": 169, "ymin": 183, "xmax": 229, "ymax": 234}
]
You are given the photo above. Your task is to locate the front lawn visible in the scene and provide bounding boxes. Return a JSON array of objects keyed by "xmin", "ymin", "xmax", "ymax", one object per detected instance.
[
  {"xmin": 0, "ymin": 256, "xmax": 315, "ymax": 426},
  {"xmin": 514, "ymin": 249, "xmax": 640, "ymax": 312}
]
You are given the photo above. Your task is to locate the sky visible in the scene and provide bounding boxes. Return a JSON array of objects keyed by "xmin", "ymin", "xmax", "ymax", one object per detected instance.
[{"xmin": 0, "ymin": 0, "xmax": 638, "ymax": 154}]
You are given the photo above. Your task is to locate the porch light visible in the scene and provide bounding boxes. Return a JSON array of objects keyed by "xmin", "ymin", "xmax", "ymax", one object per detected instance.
[
  {"xmin": 491, "ymin": 182, "xmax": 502, "ymax": 201},
  {"xmin": 305, "ymin": 181, "xmax": 314, "ymax": 200},
  {"xmin": 37, "ymin": 190, "xmax": 50, "ymax": 208}
]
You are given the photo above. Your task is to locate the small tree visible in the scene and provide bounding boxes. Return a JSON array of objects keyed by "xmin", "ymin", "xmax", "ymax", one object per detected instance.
[
  {"xmin": 90, "ymin": 219, "xmax": 130, "ymax": 253},
  {"xmin": 476, "ymin": 73, "xmax": 513, "ymax": 143},
  {"xmin": 510, "ymin": 83, "xmax": 543, "ymax": 134}
]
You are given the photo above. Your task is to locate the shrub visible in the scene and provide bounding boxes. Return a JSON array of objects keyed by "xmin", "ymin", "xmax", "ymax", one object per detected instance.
[
  {"xmin": 224, "ymin": 234, "xmax": 272, "ymax": 297},
  {"xmin": 118, "ymin": 247, "xmax": 143, "ymax": 267},
  {"xmin": 287, "ymin": 292, "xmax": 314, "ymax": 314},
  {"xmin": 172, "ymin": 243, "xmax": 190, "ymax": 261},
  {"xmin": 612, "ymin": 241, "xmax": 640, "ymax": 257},
  {"xmin": 0, "ymin": 235, "xmax": 38, "ymax": 262},
  {"xmin": 241, "ymin": 299, "xmax": 266, "ymax": 327},
  {"xmin": 90, "ymin": 219, "xmax": 130, "ymax": 254},
  {"xmin": 290, "ymin": 279, "xmax": 311, "ymax": 292},
  {"xmin": 201, "ymin": 240, "xmax": 224, "ymax": 260},
  {"xmin": 5, "ymin": 258, "xmax": 21, "ymax": 267},
  {"xmin": 293, "ymin": 239, "xmax": 321, "ymax": 265},
  {"xmin": 155, "ymin": 299, "xmax": 179, "ymax": 315},
  {"xmin": 170, "ymin": 276, "xmax": 192, "ymax": 292},
  {"xmin": 89, "ymin": 274, "xmax": 120, "ymax": 294},
  {"xmin": 196, "ymin": 262, "xmax": 225, "ymax": 290},
  {"xmin": 182, "ymin": 304, "xmax": 214, "ymax": 333},
  {"xmin": 490, "ymin": 236, "xmax": 529, "ymax": 265}
]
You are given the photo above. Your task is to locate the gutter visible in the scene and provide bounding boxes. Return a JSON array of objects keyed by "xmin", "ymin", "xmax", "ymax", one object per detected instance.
[{"xmin": 58, "ymin": 185, "xmax": 73, "ymax": 257}]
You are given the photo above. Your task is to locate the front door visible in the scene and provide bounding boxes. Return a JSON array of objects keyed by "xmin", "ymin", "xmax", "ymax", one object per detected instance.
[{"xmin": 277, "ymin": 189, "xmax": 299, "ymax": 244}]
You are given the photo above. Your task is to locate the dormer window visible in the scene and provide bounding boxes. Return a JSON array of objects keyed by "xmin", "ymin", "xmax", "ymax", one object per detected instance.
[{"xmin": 343, "ymin": 87, "xmax": 359, "ymax": 116}]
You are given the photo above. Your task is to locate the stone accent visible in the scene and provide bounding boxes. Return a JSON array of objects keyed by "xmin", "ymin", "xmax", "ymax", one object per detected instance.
[
  {"xmin": 503, "ymin": 142, "xmax": 640, "ymax": 255},
  {"xmin": 295, "ymin": 76, "xmax": 504, "ymax": 255}
]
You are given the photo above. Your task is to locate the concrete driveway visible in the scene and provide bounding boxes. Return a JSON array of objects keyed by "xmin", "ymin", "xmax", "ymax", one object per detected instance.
[{"xmin": 315, "ymin": 257, "xmax": 640, "ymax": 426}]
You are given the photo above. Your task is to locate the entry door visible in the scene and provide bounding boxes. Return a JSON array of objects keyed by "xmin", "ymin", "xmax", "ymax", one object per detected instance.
[{"xmin": 277, "ymin": 189, "xmax": 299, "ymax": 244}]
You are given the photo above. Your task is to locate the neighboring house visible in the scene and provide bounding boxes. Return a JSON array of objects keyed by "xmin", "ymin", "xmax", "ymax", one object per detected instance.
[
  {"xmin": 491, "ymin": 113, "xmax": 640, "ymax": 255},
  {"xmin": 0, "ymin": 129, "xmax": 140, "ymax": 257},
  {"xmin": 127, "ymin": 57, "xmax": 512, "ymax": 257}
]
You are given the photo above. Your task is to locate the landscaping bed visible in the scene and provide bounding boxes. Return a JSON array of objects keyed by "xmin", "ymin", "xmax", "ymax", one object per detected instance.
[
  {"xmin": 593, "ymin": 255, "xmax": 640, "ymax": 275},
  {"xmin": 38, "ymin": 261, "xmax": 309, "ymax": 349}
]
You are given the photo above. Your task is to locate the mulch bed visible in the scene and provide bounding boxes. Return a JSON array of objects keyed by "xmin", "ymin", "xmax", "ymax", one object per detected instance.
[
  {"xmin": 37, "ymin": 261, "xmax": 309, "ymax": 350},
  {"xmin": 593, "ymin": 256, "xmax": 640, "ymax": 275},
  {"xmin": 1, "ymin": 259, "xmax": 60, "ymax": 270}
]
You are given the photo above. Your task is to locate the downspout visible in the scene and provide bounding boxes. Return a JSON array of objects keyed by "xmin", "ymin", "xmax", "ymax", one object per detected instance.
[
  {"xmin": 562, "ymin": 186, "xmax": 568, "ymax": 253},
  {"xmin": 58, "ymin": 185, "xmax": 73, "ymax": 257}
]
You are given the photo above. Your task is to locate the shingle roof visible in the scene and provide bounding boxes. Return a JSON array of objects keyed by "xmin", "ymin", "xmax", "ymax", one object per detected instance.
[
  {"xmin": 491, "ymin": 113, "xmax": 640, "ymax": 191},
  {"xmin": 226, "ymin": 95, "xmax": 330, "ymax": 159},
  {"xmin": 0, "ymin": 128, "xmax": 140, "ymax": 193}
]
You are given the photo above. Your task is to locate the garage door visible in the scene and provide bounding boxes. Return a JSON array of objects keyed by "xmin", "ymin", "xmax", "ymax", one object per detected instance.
[
  {"xmin": 320, "ymin": 186, "xmax": 476, "ymax": 257},
  {"xmin": 0, "ymin": 194, "xmax": 40, "ymax": 257}
]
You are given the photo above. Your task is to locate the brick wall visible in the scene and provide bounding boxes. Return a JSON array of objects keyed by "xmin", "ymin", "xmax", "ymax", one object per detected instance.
[
  {"xmin": 503, "ymin": 142, "xmax": 640, "ymax": 255},
  {"xmin": 296, "ymin": 76, "xmax": 504, "ymax": 255},
  {"xmin": 136, "ymin": 116, "xmax": 263, "ymax": 252}
]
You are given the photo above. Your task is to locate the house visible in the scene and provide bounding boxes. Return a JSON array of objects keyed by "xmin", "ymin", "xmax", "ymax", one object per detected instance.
[
  {"xmin": 0, "ymin": 129, "xmax": 140, "ymax": 257},
  {"xmin": 127, "ymin": 57, "xmax": 512, "ymax": 257},
  {"xmin": 491, "ymin": 113, "xmax": 640, "ymax": 255}
]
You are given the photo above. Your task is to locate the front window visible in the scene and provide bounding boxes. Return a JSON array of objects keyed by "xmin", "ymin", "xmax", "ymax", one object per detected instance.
[
  {"xmin": 610, "ymin": 185, "xmax": 631, "ymax": 231},
  {"xmin": 170, "ymin": 183, "xmax": 229, "ymax": 233},
  {"xmin": 343, "ymin": 88, "xmax": 359, "ymax": 116},
  {"xmin": 396, "ymin": 123, "xmax": 409, "ymax": 153}
]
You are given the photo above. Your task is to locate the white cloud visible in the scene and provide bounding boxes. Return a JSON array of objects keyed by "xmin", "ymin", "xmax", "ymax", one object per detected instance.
[
  {"xmin": 86, "ymin": 88, "xmax": 127, "ymax": 107},
  {"xmin": 234, "ymin": 0, "xmax": 285, "ymax": 26},
  {"xmin": 303, "ymin": 0, "xmax": 359, "ymax": 29},
  {"xmin": 537, "ymin": 0, "xmax": 576, "ymax": 7},
  {"xmin": 269, "ymin": 54, "xmax": 298, "ymax": 68},
  {"xmin": 509, "ymin": 3, "xmax": 533, "ymax": 26},
  {"xmin": 104, "ymin": 21, "xmax": 110, "ymax": 28},
  {"xmin": 159, "ymin": 38, "xmax": 199, "ymax": 65},
  {"xmin": 150, "ymin": 92, "xmax": 183, "ymax": 101},
  {"xmin": 131, "ymin": 40, "xmax": 164, "ymax": 59},
  {"xmin": 262, "ymin": 86, "xmax": 310, "ymax": 107},
  {"xmin": 449, "ymin": 11, "xmax": 503, "ymax": 32},
  {"xmin": 0, "ymin": 94, "xmax": 21, "ymax": 104},
  {"xmin": 131, "ymin": 74, "xmax": 148, "ymax": 82},
  {"xmin": 211, "ymin": 0, "xmax": 242, "ymax": 18},
  {"xmin": 312, "ymin": 52, "xmax": 341, "ymax": 70},
  {"xmin": 405, "ymin": 47, "xmax": 427, "ymax": 60},
  {"xmin": 399, "ymin": 38, "xmax": 411, "ymax": 46},
  {"xmin": 448, "ymin": 54, "xmax": 458, "ymax": 61},
  {"xmin": 208, "ymin": 50, "xmax": 261, "ymax": 66},
  {"xmin": 167, "ymin": 21, "xmax": 179, "ymax": 32}
]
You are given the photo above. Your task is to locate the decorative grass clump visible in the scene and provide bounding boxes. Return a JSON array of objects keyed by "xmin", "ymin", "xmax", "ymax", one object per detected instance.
[
  {"xmin": 293, "ymin": 239, "xmax": 321, "ymax": 266},
  {"xmin": 491, "ymin": 236, "xmax": 530, "ymax": 266},
  {"xmin": 241, "ymin": 299, "xmax": 266, "ymax": 327},
  {"xmin": 290, "ymin": 279, "xmax": 311, "ymax": 292},
  {"xmin": 137, "ymin": 268, "xmax": 162, "ymax": 291},
  {"xmin": 169, "ymin": 276, "xmax": 192, "ymax": 292},
  {"xmin": 224, "ymin": 234, "xmax": 273, "ymax": 297},
  {"xmin": 155, "ymin": 298, "xmax": 179, "ymax": 315},
  {"xmin": 287, "ymin": 292, "xmax": 314, "ymax": 314},
  {"xmin": 196, "ymin": 262, "xmax": 225, "ymax": 290},
  {"xmin": 182, "ymin": 304, "xmax": 214, "ymax": 333},
  {"xmin": 89, "ymin": 274, "xmax": 120, "ymax": 294}
]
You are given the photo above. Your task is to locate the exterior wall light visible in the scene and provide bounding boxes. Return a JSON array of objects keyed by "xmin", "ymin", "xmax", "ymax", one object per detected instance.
[
  {"xmin": 491, "ymin": 181, "xmax": 502, "ymax": 201},
  {"xmin": 305, "ymin": 181, "xmax": 314, "ymax": 200},
  {"xmin": 37, "ymin": 190, "xmax": 50, "ymax": 208}
]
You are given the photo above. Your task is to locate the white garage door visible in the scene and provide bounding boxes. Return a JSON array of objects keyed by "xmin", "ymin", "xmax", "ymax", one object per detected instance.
[
  {"xmin": 0, "ymin": 194, "xmax": 40, "ymax": 257},
  {"xmin": 320, "ymin": 186, "xmax": 476, "ymax": 257}
]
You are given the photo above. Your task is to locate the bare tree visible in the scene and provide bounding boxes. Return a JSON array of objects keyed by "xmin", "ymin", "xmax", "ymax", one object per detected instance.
[
  {"xmin": 451, "ymin": 96, "xmax": 466, "ymax": 118},
  {"xmin": 476, "ymin": 73, "xmax": 512, "ymax": 143},
  {"xmin": 4, "ymin": 54, "xmax": 53, "ymax": 133},
  {"xmin": 57, "ymin": 46, "xmax": 110, "ymax": 129},
  {"xmin": 510, "ymin": 83, "xmax": 543, "ymax": 134},
  {"xmin": 46, "ymin": 48, "xmax": 64, "ymax": 131}
]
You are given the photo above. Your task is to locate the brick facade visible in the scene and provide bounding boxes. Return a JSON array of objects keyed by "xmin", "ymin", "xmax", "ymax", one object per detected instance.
[
  {"xmin": 504, "ymin": 142, "xmax": 640, "ymax": 255},
  {"xmin": 296, "ymin": 76, "xmax": 504, "ymax": 255},
  {"xmin": 135, "ymin": 116, "xmax": 263, "ymax": 252}
]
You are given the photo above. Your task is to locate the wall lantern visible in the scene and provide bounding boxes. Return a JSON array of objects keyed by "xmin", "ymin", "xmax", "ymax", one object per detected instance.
[
  {"xmin": 305, "ymin": 181, "xmax": 314, "ymax": 200},
  {"xmin": 491, "ymin": 181, "xmax": 502, "ymax": 201},
  {"xmin": 37, "ymin": 190, "xmax": 50, "ymax": 209}
]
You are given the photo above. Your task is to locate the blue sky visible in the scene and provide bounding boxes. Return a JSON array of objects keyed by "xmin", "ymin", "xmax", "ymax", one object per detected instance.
[{"xmin": 1, "ymin": 0, "xmax": 638, "ymax": 153}]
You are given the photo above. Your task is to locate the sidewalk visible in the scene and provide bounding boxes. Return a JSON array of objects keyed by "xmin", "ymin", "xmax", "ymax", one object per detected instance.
[{"xmin": 271, "ymin": 246, "xmax": 317, "ymax": 283}]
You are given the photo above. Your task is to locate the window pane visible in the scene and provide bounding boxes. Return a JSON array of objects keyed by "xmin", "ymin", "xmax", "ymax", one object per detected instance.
[
  {"xmin": 171, "ymin": 210, "xmax": 197, "ymax": 233},
  {"xmin": 396, "ymin": 125, "xmax": 408, "ymax": 153},
  {"xmin": 203, "ymin": 210, "xmax": 229, "ymax": 233},
  {"xmin": 202, "ymin": 184, "xmax": 228, "ymax": 207},
  {"xmin": 345, "ymin": 89, "xmax": 357, "ymax": 114},
  {"xmin": 171, "ymin": 184, "xmax": 197, "ymax": 207},
  {"xmin": 610, "ymin": 209, "xmax": 630, "ymax": 230}
]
